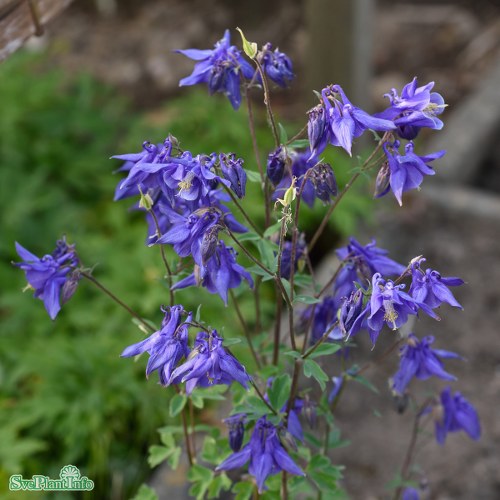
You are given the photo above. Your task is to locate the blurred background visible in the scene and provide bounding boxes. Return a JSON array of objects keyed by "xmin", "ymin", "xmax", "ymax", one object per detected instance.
[{"xmin": 1, "ymin": 0, "xmax": 499, "ymax": 498}]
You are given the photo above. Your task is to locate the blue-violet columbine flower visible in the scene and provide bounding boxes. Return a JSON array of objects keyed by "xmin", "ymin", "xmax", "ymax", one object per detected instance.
[
  {"xmin": 391, "ymin": 334, "xmax": 462, "ymax": 395},
  {"xmin": 320, "ymin": 85, "xmax": 395, "ymax": 156},
  {"xmin": 410, "ymin": 258, "xmax": 464, "ymax": 310},
  {"xmin": 259, "ymin": 43, "xmax": 294, "ymax": 87},
  {"xmin": 367, "ymin": 273, "xmax": 437, "ymax": 345},
  {"xmin": 380, "ymin": 140, "xmax": 446, "ymax": 206},
  {"xmin": 216, "ymin": 417, "xmax": 304, "ymax": 493},
  {"xmin": 169, "ymin": 330, "xmax": 250, "ymax": 394},
  {"xmin": 173, "ymin": 241, "xmax": 253, "ymax": 305},
  {"xmin": 176, "ymin": 30, "xmax": 254, "ymax": 109},
  {"xmin": 377, "ymin": 77, "xmax": 446, "ymax": 140},
  {"xmin": 334, "ymin": 237, "xmax": 406, "ymax": 299},
  {"xmin": 219, "ymin": 153, "xmax": 247, "ymax": 198},
  {"xmin": 121, "ymin": 305, "xmax": 190, "ymax": 385},
  {"xmin": 223, "ymin": 413, "xmax": 247, "ymax": 452},
  {"xmin": 431, "ymin": 387, "xmax": 480, "ymax": 445},
  {"xmin": 14, "ymin": 238, "xmax": 80, "ymax": 319}
]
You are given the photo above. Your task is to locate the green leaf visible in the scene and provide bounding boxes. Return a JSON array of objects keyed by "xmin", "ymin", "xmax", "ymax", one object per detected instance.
[
  {"xmin": 208, "ymin": 473, "xmax": 232, "ymax": 498},
  {"xmin": 190, "ymin": 391, "xmax": 204, "ymax": 409},
  {"xmin": 233, "ymin": 481, "xmax": 254, "ymax": 500},
  {"xmin": 349, "ymin": 373, "xmax": 379, "ymax": 394},
  {"xmin": 280, "ymin": 278, "xmax": 292, "ymax": 299},
  {"xmin": 307, "ymin": 343, "xmax": 342, "ymax": 359},
  {"xmin": 167, "ymin": 446, "xmax": 181, "ymax": 469},
  {"xmin": 284, "ymin": 350, "xmax": 301, "ymax": 360},
  {"xmin": 236, "ymin": 27, "xmax": 258, "ymax": 59},
  {"xmin": 148, "ymin": 445, "xmax": 170, "ymax": 468},
  {"xmin": 293, "ymin": 294, "xmax": 321, "ymax": 305},
  {"xmin": 246, "ymin": 170, "xmax": 262, "ymax": 182},
  {"xmin": 237, "ymin": 231, "xmax": 261, "ymax": 242},
  {"xmin": 195, "ymin": 304, "xmax": 202, "ymax": 322},
  {"xmin": 188, "ymin": 464, "xmax": 214, "ymax": 483},
  {"xmin": 263, "ymin": 221, "xmax": 282, "ymax": 238},
  {"xmin": 293, "ymin": 274, "xmax": 313, "ymax": 288},
  {"xmin": 257, "ymin": 239, "xmax": 278, "ymax": 272},
  {"xmin": 278, "ymin": 123, "xmax": 288, "ymax": 143},
  {"xmin": 303, "ymin": 359, "xmax": 329, "ymax": 390},
  {"xmin": 223, "ymin": 337, "xmax": 243, "ymax": 347},
  {"xmin": 169, "ymin": 393, "xmax": 187, "ymax": 417},
  {"xmin": 288, "ymin": 139, "xmax": 310, "ymax": 149},
  {"xmin": 132, "ymin": 484, "xmax": 158, "ymax": 500},
  {"xmin": 267, "ymin": 373, "xmax": 291, "ymax": 411}
]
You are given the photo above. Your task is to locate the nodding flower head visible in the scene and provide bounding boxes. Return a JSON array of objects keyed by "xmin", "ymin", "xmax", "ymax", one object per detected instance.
[
  {"xmin": 14, "ymin": 238, "xmax": 80, "ymax": 319},
  {"xmin": 169, "ymin": 330, "xmax": 250, "ymax": 394}
]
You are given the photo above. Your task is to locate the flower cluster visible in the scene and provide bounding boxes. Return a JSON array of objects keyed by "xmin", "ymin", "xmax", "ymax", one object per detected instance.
[
  {"xmin": 177, "ymin": 30, "xmax": 294, "ymax": 109},
  {"xmin": 122, "ymin": 306, "xmax": 250, "ymax": 393},
  {"xmin": 113, "ymin": 136, "xmax": 253, "ymax": 303}
]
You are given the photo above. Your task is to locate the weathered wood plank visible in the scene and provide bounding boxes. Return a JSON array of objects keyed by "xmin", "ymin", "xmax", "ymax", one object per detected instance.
[{"xmin": 0, "ymin": 0, "xmax": 73, "ymax": 62}]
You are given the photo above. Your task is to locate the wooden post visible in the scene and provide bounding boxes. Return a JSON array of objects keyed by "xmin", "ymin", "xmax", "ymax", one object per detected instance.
[{"xmin": 305, "ymin": 0, "xmax": 375, "ymax": 111}]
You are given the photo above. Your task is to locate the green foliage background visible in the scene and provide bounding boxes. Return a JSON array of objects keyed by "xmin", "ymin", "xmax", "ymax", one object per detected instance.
[{"xmin": 0, "ymin": 50, "xmax": 370, "ymax": 498}]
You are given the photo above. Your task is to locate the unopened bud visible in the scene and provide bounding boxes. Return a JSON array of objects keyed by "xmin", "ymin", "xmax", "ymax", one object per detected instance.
[{"xmin": 374, "ymin": 161, "xmax": 391, "ymax": 198}]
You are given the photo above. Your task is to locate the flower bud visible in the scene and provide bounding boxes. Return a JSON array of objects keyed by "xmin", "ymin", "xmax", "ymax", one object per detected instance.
[
  {"xmin": 310, "ymin": 162, "xmax": 337, "ymax": 203},
  {"xmin": 266, "ymin": 146, "xmax": 288, "ymax": 185},
  {"xmin": 223, "ymin": 413, "xmax": 247, "ymax": 452},
  {"xmin": 374, "ymin": 161, "xmax": 391, "ymax": 198},
  {"xmin": 278, "ymin": 427, "xmax": 298, "ymax": 452},
  {"xmin": 220, "ymin": 153, "xmax": 247, "ymax": 198}
]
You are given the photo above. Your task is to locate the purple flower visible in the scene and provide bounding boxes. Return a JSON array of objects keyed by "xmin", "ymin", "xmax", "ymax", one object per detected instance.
[
  {"xmin": 367, "ymin": 273, "xmax": 435, "ymax": 345},
  {"xmin": 331, "ymin": 288, "xmax": 367, "ymax": 340},
  {"xmin": 402, "ymin": 487, "xmax": 420, "ymax": 500},
  {"xmin": 320, "ymin": 85, "xmax": 395, "ymax": 156},
  {"xmin": 328, "ymin": 376, "xmax": 344, "ymax": 403},
  {"xmin": 216, "ymin": 417, "xmax": 304, "ymax": 493},
  {"xmin": 267, "ymin": 146, "xmax": 288, "ymax": 186},
  {"xmin": 377, "ymin": 77, "xmax": 446, "ymax": 140},
  {"xmin": 259, "ymin": 43, "xmax": 294, "ymax": 88},
  {"xmin": 410, "ymin": 258, "xmax": 464, "ymax": 310},
  {"xmin": 432, "ymin": 388, "xmax": 480, "ymax": 445},
  {"xmin": 121, "ymin": 305, "xmax": 190, "ymax": 385},
  {"xmin": 223, "ymin": 413, "xmax": 247, "ymax": 452},
  {"xmin": 309, "ymin": 162, "xmax": 337, "ymax": 203},
  {"xmin": 334, "ymin": 238, "xmax": 406, "ymax": 299},
  {"xmin": 155, "ymin": 207, "xmax": 223, "ymax": 265},
  {"xmin": 170, "ymin": 330, "xmax": 250, "ymax": 394},
  {"xmin": 307, "ymin": 104, "xmax": 329, "ymax": 158},
  {"xmin": 219, "ymin": 153, "xmax": 247, "ymax": 198},
  {"xmin": 279, "ymin": 238, "xmax": 306, "ymax": 280},
  {"xmin": 301, "ymin": 295, "xmax": 342, "ymax": 344},
  {"xmin": 14, "ymin": 238, "xmax": 80, "ymax": 319},
  {"xmin": 381, "ymin": 141, "xmax": 446, "ymax": 206},
  {"xmin": 391, "ymin": 334, "xmax": 462, "ymax": 395},
  {"xmin": 176, "ymin": 30, "xmax": 254, "ymax": 109},
  {"xmin": 173, "ymin": 241, "xmax": 253, "ymax": 304}
]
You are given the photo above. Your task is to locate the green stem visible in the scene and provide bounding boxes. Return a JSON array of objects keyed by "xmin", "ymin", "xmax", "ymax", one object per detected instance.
[
  {"xmin": 81, "ymin": 272, "xmax": 155, "ymax": 333},
  {"xmin": 229, "ymin": 289, "xmax": 261, "ymax": 369}
]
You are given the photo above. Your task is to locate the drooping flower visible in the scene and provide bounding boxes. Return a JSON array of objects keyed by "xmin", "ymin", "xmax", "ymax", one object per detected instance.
[
  {"xmin": 367, "ymin": 273, "xmax": 437, "ymax": 345},
  {"xmin": 334, "ymin": 237, "xmax": 406, "ymax": 299},
  {"xmin": 381, "ymin": 141, "xmax": 446, "ymax": 206},
  {"xmin": 216, "ymin": 417, "xmax": 304, "ymax": 493},
  {"xmin": 431, "ymin": 388, "xmax": 480, "ymax": 445},
  {"xmin": 320, "ymin": 85, "xmax": 396, "ymax": 156},
  {"xmin": 391, "ymin": 334, "xmax": 462, "ymax": 395},
  {"xmin": 402, "ymin": 487, "xmax": 420, "ymax": 500},
  {"xmin": 176, "ymin": 30, "xmax": 254, "ymax": 109},
  {"xmin": 14, "ymin": 238, "xmax": 80, "ymax": 319},
  {"xmin": 307, "ymin": 103, "xmax": 330, "ymax": 158},
  {"xmin": 173, "ymin": 241, "xmax": 253, "ymax": 304},
  {"xmin": 169, "ymin": 330, "xmax": 250, "ymax": 394},
  {"xmin": 279, "ymin": 238, "xmax": 306, "ymax": 280},
  {"xmin": 223, "ymin": 413, "xmax": 247, "ymax": 452},
  {"xmin": 377, "ymin": 77, "xmax": 446, "ymax": 140},
  {"xmin": 259, "ymin": 43, "xmax": 294, "ymax": 87},
  {"xmin": 309, "ymin": 162, "xmax": 338, "ymax": 203},
  {"xmin": 300, "ymin": 295, "xmax": 342, "ymax": 344},
  {"xmin": 410, "ymin": 258, "xmax": 464, "ymax": 310},
  {"xmin": 219, "ymin": 153, "xmax": 247, "ymax": 198},
  {"xmin": 121, "ymin": 305, "xmax": 190, "ymax": 385},
  {"xmin": 267, "ymin": 146, "xmax": 289, "ymax": 186},
  {"xmin": 331, "ymin": 288, "xmax": 367, "ymax": 340}
]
